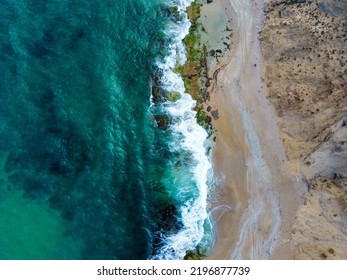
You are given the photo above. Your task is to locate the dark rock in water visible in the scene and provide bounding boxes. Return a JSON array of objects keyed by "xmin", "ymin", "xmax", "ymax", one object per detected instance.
[
  {"xmin": 207, "ymin": 0, "xmax": 213, "ymax": 4},
  {"xmin": 207, "ymin": 105, "xmax": 212, "ymax": 112},
  {"xmin": 151, "ymin": 84, "xmax": 164, "ymax": 104},
  {"xmin": 154, "ymin": 115, "xmax": 169, "ymax": 129},
  {"xmin": 209, "ymin": 50, "xmax": 215, "ymax": 56},
  {"xmin": 156, "ymin": 200, "xmax": 182, "ymax": 232},
  {"xmin": 167, "ymin": 6, "xmax": 180, "ymax": 20},
  {"xmin": 151, "ymin": 71, "xmax": 166, "ymax": 104},
  {"xmin": 151, "ymin": 72, "xmax": 181, "ymax": 104},
  {"xmin": 151, "ymin": 200, "xmax": 183, "ymax": 254},
  {"xmin": 161, "ymin": 204, "xmax": 180, "ymax": 231}
]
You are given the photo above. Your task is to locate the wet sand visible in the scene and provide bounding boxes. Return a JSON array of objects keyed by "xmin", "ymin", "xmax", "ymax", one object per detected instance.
[{"xmin": 202, "ymin": 0, "xmax": 303, "ymax": 259}]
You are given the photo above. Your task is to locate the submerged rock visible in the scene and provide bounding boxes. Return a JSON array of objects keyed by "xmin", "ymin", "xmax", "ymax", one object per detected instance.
[
  {"xmin": 152, "ymin": 83, "xmax": 164, "ymax": 104},
  {"xmin": 151, "ymin": 199, "xmax": 183, "ymax": 254},
  {"xmin": 154, "ymin": 115, "xmax": 169, "ymax": 129}
]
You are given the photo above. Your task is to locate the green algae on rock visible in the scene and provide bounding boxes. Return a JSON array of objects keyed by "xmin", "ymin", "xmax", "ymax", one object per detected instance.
[{"xmin": 175, "ymin": 0, "xmax": 213, "ymax": 132}]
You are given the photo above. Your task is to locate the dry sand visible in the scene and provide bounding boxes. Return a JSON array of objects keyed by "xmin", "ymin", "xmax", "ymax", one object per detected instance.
[{"xmin": 200, "ymin": 0, "xmax": 304, "ymax": 259}]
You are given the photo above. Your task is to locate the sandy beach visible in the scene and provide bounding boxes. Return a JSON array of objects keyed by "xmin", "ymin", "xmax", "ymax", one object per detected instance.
[
  {"xmin": 195, "ymin": 0, "xmax": 347, "ymax": 259},
  {"xmin": 199, "ymin": 0, "xmax": 303, "ymax": 259}
]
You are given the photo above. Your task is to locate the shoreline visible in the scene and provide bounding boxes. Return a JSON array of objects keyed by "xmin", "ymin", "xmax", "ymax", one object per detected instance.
[
  {"xmin": 179, "ymin": 0, "xmax": 347, "ymax": 260},
  {"xmin": 151, "ymin": 0, "xmax": 213, "ymax": 260},
  {"xmin": 199, "ymin": 0, "xmax": 302, "ymax": 259}
]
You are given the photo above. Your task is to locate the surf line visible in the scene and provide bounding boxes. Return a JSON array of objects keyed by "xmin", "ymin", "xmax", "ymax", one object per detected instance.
[{"xmin": 150, "ymin": 0, "xmax": 213, "ymax": 260}]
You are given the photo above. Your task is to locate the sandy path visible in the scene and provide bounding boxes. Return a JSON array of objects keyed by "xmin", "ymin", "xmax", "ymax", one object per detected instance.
[{"xmin": 207, "ymin": 0, "xmax": 301, "ymax": 259}]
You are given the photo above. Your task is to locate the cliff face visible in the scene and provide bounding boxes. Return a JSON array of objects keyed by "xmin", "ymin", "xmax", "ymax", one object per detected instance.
[{"xmin": 261, "ymin": 0, "xmax": 347, "ymax": 259}]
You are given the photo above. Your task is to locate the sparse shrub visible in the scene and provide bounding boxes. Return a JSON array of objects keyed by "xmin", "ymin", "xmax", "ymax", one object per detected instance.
[
  {"xmin": 328, "ymin": 248, "xmax": 335, "ymax": 255},
  {"xmin": 320, "ymin": 253, "xmax": 328, "ymax": 259}
]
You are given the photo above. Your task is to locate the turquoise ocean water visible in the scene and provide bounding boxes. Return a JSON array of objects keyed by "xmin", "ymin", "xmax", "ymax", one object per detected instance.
[{"xmin": 0, "ymin": 0, "xmax": 212, "ymax": 259}]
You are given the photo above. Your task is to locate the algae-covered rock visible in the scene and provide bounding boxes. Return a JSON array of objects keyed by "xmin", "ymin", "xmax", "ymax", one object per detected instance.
[
  {"xmin": 168, "ymin": 6, "xmax": 180, "ymax": 20},
  {"xmin": 165, "ymin": 91, "xmax": 181, "ymax": 102},
  {"xmin": 186, "ymin": 1, "xmax": 201, "ymax": 23},
  {"xmin": 183, "ymin": 247, "xmax": 207, "ymax": 260}
]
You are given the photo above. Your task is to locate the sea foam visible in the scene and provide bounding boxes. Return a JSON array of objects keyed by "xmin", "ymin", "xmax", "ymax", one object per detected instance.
[{"xmin": 151, "ymin": 0, "xmax": 213, "ymax": 260}]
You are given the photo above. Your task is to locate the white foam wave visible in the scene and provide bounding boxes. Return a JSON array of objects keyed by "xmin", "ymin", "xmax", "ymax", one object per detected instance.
[{"xmin": 151, "ymin": 0, "xmax": 213, "ymax": 260}]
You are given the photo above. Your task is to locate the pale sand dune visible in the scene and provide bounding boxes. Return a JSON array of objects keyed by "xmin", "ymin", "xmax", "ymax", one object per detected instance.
[{"xmin": 204, "ymin": 0, "xmax": 303, "ymax": 259}]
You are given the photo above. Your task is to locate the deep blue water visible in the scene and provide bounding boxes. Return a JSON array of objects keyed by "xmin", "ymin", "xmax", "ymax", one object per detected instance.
[{"xmin": 0, "ymin": 0, "xmax": 211, "ymax": 260}]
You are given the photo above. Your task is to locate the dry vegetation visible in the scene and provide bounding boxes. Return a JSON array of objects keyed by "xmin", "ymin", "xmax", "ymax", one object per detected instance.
[
  {"xmin": 261, "ymin": 0, "xmax": 347, "ymax": 259},
  {"xmin": 261, "ymin": 0, "xmax": 346, "ymax": 159}
]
